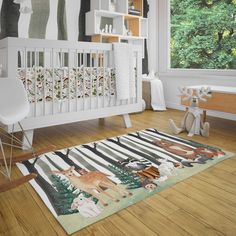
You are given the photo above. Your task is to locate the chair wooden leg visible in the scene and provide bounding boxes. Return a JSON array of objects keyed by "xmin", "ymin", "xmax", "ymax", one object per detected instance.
[
  {"xmin": 0, "ymin": 173, "xmax": 37, "ymax": 193},
  {"xmin": 0, "ymin": 145, "xmax": 56, "ymax": 166}
]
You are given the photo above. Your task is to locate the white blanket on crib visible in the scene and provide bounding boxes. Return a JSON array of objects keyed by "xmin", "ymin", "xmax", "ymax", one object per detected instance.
[{"xmin": 113, "ymin": 43, "xmax": 135, "ymax": 100}]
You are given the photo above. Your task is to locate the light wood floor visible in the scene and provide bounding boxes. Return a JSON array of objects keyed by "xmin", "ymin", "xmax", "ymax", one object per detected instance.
[{"xmin": 0, "ymin": 109, "xmax": 236, "ymax": 236}]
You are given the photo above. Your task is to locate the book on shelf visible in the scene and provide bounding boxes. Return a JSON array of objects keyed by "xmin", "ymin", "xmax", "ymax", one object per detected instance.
[{"xmin": 128, "ymin": 9, "xmax": 141, "ymax": 16}]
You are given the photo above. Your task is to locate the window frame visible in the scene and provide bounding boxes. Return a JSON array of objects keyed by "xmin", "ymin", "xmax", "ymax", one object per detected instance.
[{"xmin": 157, "ymin": 0, "xmax": 236, "ymax": 79}]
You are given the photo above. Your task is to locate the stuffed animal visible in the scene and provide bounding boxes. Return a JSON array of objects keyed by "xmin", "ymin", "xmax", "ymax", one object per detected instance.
[{"xmin": 169, "ymin": 87, "xmax": 211, "ymax": 137}]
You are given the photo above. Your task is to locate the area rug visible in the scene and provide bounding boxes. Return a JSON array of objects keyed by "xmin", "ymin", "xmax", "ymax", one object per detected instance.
[{"xmin": 17, "ymin": 128, "xmax": 234, "ymax": 234}]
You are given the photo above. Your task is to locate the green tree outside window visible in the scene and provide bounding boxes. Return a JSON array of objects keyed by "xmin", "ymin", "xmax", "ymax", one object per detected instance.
[{"xmin": 171, "ymin": 0, "xmax": 236, "ymax": 69}]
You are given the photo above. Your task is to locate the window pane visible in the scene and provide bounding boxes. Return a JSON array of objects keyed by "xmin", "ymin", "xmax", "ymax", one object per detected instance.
[{"xmin": 170, "ymin": 0, "xmax": 236, "ymax": 69}]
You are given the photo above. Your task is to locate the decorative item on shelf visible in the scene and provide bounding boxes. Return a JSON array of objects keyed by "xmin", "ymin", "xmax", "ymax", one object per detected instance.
[
  {"xmin": 105, "ymin": 24, "xmax": 108, "ymax": 34},
  {"xmin": 101, "ymin": 25, "xmax": 114, "ymax": 35},
  {"xmin": 110, "ymin": 0, "xmax": 117, "ymax": 12},
  {"xmin": 128, "ymin": 0, "xmax": 135, "ymax": 9},
  {"xmin": 128, "ymin": 0, "xmax": 141, "ymax": 16},
  {"xmin": 128, "ymin": 9, "xmax": 141, "ymax": 16},
  {"xmin": 169, "ymin": 87, "xmax": 212, "ymax": 137},
  {"xmin": 123, "ymin": 25, "xmax": 128, "ymax": 36},
  {"xmin": 109, "ymin": 24, "xmax": 112, "ymax": 34},
  {"xmin": 127, "ymin": 30, "xmax": 133, "ymax": 36}
]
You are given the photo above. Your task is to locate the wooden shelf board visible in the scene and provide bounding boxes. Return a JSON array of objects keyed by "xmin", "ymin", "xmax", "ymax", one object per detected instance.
[
  {"xmin": 98, "ymin": 33, "xmax": 122, "ymax": 37},
  {"xmin": 126, "ymin": 14, "xmax": 142, "ymax": 19},
  {"xmin": 95, "ymin": 9, "xmax": 124, "ymax": 18},
  {"xmin": 181, "ymin": 92, "xmax": 236, "ymax": 114},
  {"xmin": 120, "ymin": 35, "xmax": 146, "ymax": 40},
  {"xmin": 92, "ymin": 34, "xmax": 146, "ymax": 40},
  {"xmin": 94, "ymin": 10, "xmax": 145, "ymax": 19},
  {"xmin": 92, "ymin": 35, "xmax": 120, "ymax": 43}
]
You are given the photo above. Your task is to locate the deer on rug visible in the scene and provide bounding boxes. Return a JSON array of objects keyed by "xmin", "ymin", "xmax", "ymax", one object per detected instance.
[
  {"xmin": 169, "ymin": 87, "xmax": 211, "ymax": 137},
  {"xmin": 53, "ymin": 166, "xmax": 132, "ymax": 207}
]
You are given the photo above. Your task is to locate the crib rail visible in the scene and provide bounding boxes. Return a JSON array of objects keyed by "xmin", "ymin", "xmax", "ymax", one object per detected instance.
[{"xmin": 0, "ymin": 37, "xmax": 142, "ymax": 131}]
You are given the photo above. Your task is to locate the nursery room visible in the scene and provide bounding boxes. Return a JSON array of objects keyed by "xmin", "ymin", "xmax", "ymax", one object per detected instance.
[{"xmin": 0, "ymin": 0, "xmax": 236, "ymax": 235}]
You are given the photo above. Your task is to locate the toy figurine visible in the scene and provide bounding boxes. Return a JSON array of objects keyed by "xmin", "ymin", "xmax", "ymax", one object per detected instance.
[{"xmin": 169, "ymin": 87, "xmax": 211, "ymax": 137}]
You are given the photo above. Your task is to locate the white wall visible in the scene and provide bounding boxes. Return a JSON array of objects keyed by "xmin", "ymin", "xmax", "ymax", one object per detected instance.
[{"xmin": 156, "ymin": 0, "xmax": 236, "ymax": 120}]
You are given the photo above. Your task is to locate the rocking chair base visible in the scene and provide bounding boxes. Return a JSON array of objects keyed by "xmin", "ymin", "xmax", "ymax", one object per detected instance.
[
  {"xmin": 0, "ymin": 145, "xmax": 56, "ymax": 166},
  {"xmin": 0, "ymin": 173, "xmax": 37, "ymax": 193}
]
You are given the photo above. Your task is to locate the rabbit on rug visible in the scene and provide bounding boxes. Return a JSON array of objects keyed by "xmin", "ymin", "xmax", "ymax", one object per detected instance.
[{"xmin": 71, "ymin": 194, "xmax": 103, "ymax": 218}]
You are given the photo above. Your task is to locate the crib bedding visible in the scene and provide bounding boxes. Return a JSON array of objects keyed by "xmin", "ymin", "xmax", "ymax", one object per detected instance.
[{"xmin": 17, "ymin": 66, "xmax": 116, "ymax": 103}]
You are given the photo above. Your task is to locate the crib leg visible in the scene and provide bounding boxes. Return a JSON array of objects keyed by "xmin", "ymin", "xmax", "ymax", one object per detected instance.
[
  {"xmin": 22, "ymin": 129, "xmax": 34, "ymax": 150},
  {"xmin": 99, "ymin": 118, "xmax": 105, "ymax": 125},
  {"xmin": 122, "ymin": 114, "xmax": 132, "ymax": 128}
]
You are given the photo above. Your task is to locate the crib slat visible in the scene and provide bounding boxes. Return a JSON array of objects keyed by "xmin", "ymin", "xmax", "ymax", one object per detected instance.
[
  {"xmin": 136, "ymin": 50, "xmax": 141, "ymax": 104},
  {"xmin": 68, "ymin": 49, "xmax": 71, "ymax": 113},
  {"xmin": 102, "ymin": 51, "xmax": 105, "ymax": 108},
  {"xmin": 75, "ymin": 50, "xmax": 78, "ymax": 112},
  {"xmin": 43, "ymin": 48, "xmax": 46, "ymax": 116},
  {"xmin": 83, "ymin": 51, "xmax": 86, "ymax": 111},
  {"xmin": 60, "ymin": 49, "xmax": 63, "ymax": 113},
  {"xmin": 89, "ymin": 50, "xmax": 92, "ymax": 110},
  {"xmin": 29, "ymin": 51, "xmax": 32, "ymax": 113},
  {"xmin": 108, "ymin": 66, "xmax": 111, "ymax": 107},
  {"xmin": 34, "ymin": 48, "xmax": 37, "ymax": 117},
  {"xmin": 80, "ymin": 52, "xmax": 83, "ymax": 110},
  {"xmin": 95, "ymin": 51, "xmax": 99, "ymax": 109},
  {"xmin": 24, "ymin": 48, "xmax": 28, "ymax": 97},
  {"xmin": 51, "ymin": 49, "xmax": 55, "ymax": 115}
]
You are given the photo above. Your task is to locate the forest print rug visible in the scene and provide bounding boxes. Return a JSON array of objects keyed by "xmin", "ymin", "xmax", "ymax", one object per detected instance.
[{"xmin": 17, "ymin": 129, "xmax": 234, "ymax": 234}]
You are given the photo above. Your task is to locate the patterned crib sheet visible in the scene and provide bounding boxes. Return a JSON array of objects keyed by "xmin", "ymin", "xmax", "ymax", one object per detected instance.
[{"xmin": 17, "ymin": 66, "xmax": 116, "ymax": 103}]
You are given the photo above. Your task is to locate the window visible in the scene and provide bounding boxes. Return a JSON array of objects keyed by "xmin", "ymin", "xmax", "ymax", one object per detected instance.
[{"xmin": 170, "ymin": 0, "xmax": 236, "ymax": 70}]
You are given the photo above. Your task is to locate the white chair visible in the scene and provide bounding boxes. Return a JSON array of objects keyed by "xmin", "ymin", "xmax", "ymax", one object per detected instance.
[{"xmin": 0, "ymin": 78, "xmax": 36, "ymax": 191}]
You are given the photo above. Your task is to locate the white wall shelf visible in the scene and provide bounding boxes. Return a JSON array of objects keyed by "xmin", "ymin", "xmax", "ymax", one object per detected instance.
[{"xmin": 86, "ymin": 0, "xmax": 148, "ymax": 56}]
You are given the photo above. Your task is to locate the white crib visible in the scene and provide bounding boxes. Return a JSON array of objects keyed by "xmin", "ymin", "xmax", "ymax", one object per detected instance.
[{"xmin": 0, "ymin": 37, "xmax": 142, "ymax": 148}]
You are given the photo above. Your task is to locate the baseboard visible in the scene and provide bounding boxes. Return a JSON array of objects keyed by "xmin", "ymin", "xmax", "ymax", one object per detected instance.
[{"xmin": 166, "ymin": 102, "xmax": 236, "ymax": 121}]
